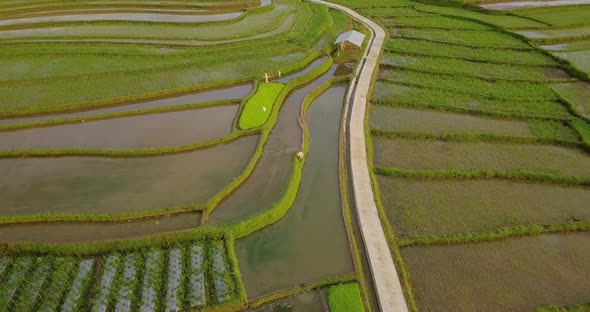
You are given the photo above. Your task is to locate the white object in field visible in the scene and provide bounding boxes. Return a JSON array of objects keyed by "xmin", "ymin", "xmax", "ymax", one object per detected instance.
[
  {"xmin": 262, "ymin": 107, "xmax": 267, "ymax": 112},
  {"xmin": 297, "ymin": 151, "xmax": 304, "ymax": 160},
  {"xmin": 278, "ymin": 71, "xmax": 282, "ymax": 78},
  {"xmin": 264, "ymin": 73, "xmax": 270, "ymax": 83}
]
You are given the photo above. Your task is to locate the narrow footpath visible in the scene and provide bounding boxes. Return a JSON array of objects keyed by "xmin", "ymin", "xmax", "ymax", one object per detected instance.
[{"xmin": 306, "ymin": 1, "xmax": 409, "ymax": 311}]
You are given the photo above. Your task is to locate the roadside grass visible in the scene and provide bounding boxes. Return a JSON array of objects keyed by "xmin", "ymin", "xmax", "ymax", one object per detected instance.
[
  {"xmin": 379, "ymin": 70, "xmax": 558, "ymax": 100},
  {"xmin": 373, "ymin": 81, "xmax": 571, "ymax": 119},
  {"xmin": 372, "ymin": 136, "xmax": 590, "ymax": 179},
  {"xmin": 509, "ymin": 6, "xmax": 590, "ymax": 28},
  {"xmin": 414, "ymin": 4, "xmax": 549, "ymax": 29},
  {"xmin": 385, "ymin": 38, "xmax": 556, "ymax": 65},
  {"xmin": 381, "ymin": 52, "xmax": 569, "ymax": 81},
  {"xmin": 369, "ymin": 106, "xmax": 536, "ymax": 137},
  {"xmin": 384, "ymin": 15, "xmax": 491, "ymax": 30},
  {"xmin": 395, "ymin": 27, "xmax": 531, "ymax": 48},
  {"xmin": 550, "ymin": 82, "xmax": 590, "ymax": 118},
  {"xmin": 328, "ymin": 283, "xmax": 364, "ymax": 312},
  {"xmin": 376, "ymin": 175, "xmax": 590, "ymax": 237},
  {"xmin": 238, "ymin": 83, "xmax": 284, "ymax": 129}
]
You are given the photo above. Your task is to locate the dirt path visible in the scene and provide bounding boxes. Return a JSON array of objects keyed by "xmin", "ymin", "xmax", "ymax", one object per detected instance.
[
  {"xmin": 481, "ymin": 0, "xmax": 590, "ymax": 10},
  {"xmin": 306, "ymin": 0, "xmax": 409, "ymax": 311}
]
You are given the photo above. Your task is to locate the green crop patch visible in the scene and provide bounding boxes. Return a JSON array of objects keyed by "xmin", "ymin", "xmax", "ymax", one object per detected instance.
[
  {"xmin": 385, "ymin": 16, "xmax": 491, "ymax": 30},
  {"xmin": 359, "ymin": 7, "xmax": 434, "ymax": 17},
  {"xmin": 239, "ymin": 83, "xmax": 284, "ymax": 129},
  {"xmin": 381, "ymin": 52, "xmax": 569, "ymax": 81},
  {"xmin": 553, "ymin": 50, "xmax": 590, "ymax": 76},
  {"xmin": 510, "ymin": 6, "xmax": 590, "ymax": 28},
  {"xmin": 373, "ymin": 137, "xmax": 590, "ymax": 179},
  {"xmin": 395, "ymin": 27, "xmax": 531, "ymax": 48},
  {"xmin": 415, "ymin": 4, "xmax": 549, "ymax": 29},
  {"xmin": 370, "ymin": 106, "xmax": 537, "ymax": 138},
  {"xmin": 385, "ymin": 38, "xmax": 556, "ymax": 66},
  {"xmin": 328, "ymin": 283, "xmax": 364, "ymax": 312},
  {"xmin": 379, "ymin": 70, "xmax": 558, "ymax": 100},
  {"xmin": 376, "ymin": 175, "xmax": 590, "ymax": 237},
  {"xmin": 373, "ymin": 81, "xmax": 570, "ymax": 119}
]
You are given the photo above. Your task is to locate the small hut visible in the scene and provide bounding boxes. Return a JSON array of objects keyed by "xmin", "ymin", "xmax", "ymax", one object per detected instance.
[{"xmin": 334, "ymin": 30, "xmax": 365, "ymax": 57}]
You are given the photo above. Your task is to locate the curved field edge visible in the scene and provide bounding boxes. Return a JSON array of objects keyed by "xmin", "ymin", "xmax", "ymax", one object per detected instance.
[{"xmin": 0, "ymin": 59, "xmax": 335, "ymax": 226}]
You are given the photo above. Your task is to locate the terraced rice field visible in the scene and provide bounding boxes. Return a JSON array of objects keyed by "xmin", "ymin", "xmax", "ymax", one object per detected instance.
[
  {"xmin": 325, "ymin": 0, "xmax": 590, "ymax": 310},
  {"xmin": 0, "ymin": 0, "xmax": 371, "ymax": 311}
]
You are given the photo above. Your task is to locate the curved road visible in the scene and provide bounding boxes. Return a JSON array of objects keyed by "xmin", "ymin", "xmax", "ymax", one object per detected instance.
[{"xmin": 306, "ymin": 1, "xmax": 409, "ymax": 311}]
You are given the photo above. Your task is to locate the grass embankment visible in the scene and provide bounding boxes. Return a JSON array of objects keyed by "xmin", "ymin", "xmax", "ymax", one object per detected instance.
[
  {"xmin": 238, "ymin": 83, "xmax": 284, "ymax": 129},
  {"xmin": 328, "ymin": 283, "xmax": 365, "ymax": 312}
]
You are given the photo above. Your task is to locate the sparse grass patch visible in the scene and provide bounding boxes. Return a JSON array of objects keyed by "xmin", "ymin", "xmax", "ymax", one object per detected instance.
[{"xmin": 238, "ymin": 83, "xmax": 284, "ymax": 129}]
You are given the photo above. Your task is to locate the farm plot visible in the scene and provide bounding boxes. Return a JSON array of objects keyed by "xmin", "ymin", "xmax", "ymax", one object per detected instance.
[
  {"xmin": 0, "ymin": 105, "xmax": 239, "ymax": 150},
  {"xmin": 0, "ymin": 135, "xmax": 258, "ymax": 216},
  {"xmin": 376, "ymin": 176, "xmax": 590, "ymax": 237},
  {"xmin": 0, "ymin": 240, "xmax": 238, "ymax": 312},
  {"xmin": 401, "ymin": 233, "xmax": 590, "ymax": 311},
  {"xmin": 550, "ymin": 81, "xmax": 590, "ymax": 117},
  {"xmin": 508, "ymin": 5, "xmax": 590, "ymax": 27},
  {"xmin": 351, "ymin": 0, "xmax": 590, "ymax": 310},
  {"xmin": 373, "ymin": 137, "xmax": 590, "ymax": 179},
  {"xmin": 553, "ymin": 50, "xmax": 590, "ymax": 75}
]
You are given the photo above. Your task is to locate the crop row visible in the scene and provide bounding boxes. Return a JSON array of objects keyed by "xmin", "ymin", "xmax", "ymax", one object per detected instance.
[
  {"xmin": 385, "ymin": 38, "xmax": 556, "ymax": 66},
  {"xmin": 360, "ymin": 7, "xmax": 433, "ymax": 18},
  {"xmin": 0, "ymin": 240, "xmax": 236, "ymax": 312},
  {"xmin": 381, "ymin": 52, "xmax": 569, "ymax": 82},
  {"xmin": 379, "ymin": 69, "xmax": 558, "ymax": 101},
  {"xmin": 394, "ymin": 27, "xmax": 531, "ymax": 49},
  {"xmin": 373, "ymin": 82, "xmax": 570, "ymax": 119},
  {"xmin": 384, "ymin": 16, "xmax": 491, "ymax": 30}
]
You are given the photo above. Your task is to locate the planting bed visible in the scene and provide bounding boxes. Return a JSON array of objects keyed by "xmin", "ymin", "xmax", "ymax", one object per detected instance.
[
  {"xmin": 0, "ymin": 240, "xmax": 239, "ymax": 312},
  {"xmin": 0, "ymin": 0, "xmax": 372, "ymax": 311}
]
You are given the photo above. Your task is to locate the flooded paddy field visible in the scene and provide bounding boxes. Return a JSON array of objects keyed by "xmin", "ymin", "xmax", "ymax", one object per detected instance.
[
  {"xmin": 209, "ymin": 64, "xmax": 337, "ymax": 224},
  {"xmin": 401, "ymin": 233, "xmax": 590, "ymax": 311},
  {"xmin": 236, "ymin": 86, "xmax": 354, "ymax": 298},
  {"xmin": 377, "ymin": 175, "xmax": 590, "ymax": 237},
  {"xmin": 373, "ymin": 137, "xmax": 590, "ymax": 179},
  {"xmin": 369, "ymin": 106, "xmax": 535, "ymax": 137},
  {"xmin": 0, "ymin": 212, "xmax": 200, "ymax": 243},
  {"xmin": 550, "ymin": 81, "xmax": 590, "ymax": 117},
  {"xmin": 0, "ymin": 135, "xmax": 258, "ymax": 216},
  {"xmin": 0, "ymin": 84, "xmax": 251, "ymax": 125},
  {"xmin": 0, "ymin": 105, "xmax": 238, "ymax": 150}
]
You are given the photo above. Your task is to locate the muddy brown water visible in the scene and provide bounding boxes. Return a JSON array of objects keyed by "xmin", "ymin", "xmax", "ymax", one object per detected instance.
[
  {"xmin": 0, "ymin": 104, "xmax": 238, "ymax": 150},
  {"xmin": 208, "ymin": 64, "xmax": 338, "ymax": 224},
  {"xmin": 235, "ymin": 86, "xmax": 354, "ymax": 298},
  {"xmin": 0, "ymin": 212, "xmax": 200, "ymax": 243},
  {"xmin": 0, "ymin": 84, "xmax": 251, "ymax": 126},
  {"xmin": 402, "ymin": 233, "xmax": 590, "ymax": 311},
  {"xmin": 0, "ymin": 135, "xmax": 258, "ymax": 216}
]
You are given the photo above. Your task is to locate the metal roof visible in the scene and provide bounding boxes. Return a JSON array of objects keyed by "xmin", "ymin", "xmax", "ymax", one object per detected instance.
[{"xmin": 334, "ymin": 30, "xmax": 365, "ymax": 47}]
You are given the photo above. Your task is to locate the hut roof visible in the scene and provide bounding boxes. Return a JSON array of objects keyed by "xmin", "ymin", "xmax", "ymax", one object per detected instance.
[{"xmin": 334, "ymin": 30, "xmax": 365, "ymax": 47}]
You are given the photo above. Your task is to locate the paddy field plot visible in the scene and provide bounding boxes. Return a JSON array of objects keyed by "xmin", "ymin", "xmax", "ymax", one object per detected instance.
[
  {"xmin": 402, "ymin": 233, "xmax": 590, "ymax": 311},
  {"xmin": 377, "ymin": 176, "xmax": 590, "ymax": 237}
]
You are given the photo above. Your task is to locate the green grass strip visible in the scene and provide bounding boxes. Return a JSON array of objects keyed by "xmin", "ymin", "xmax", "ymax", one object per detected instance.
[
  {"xmin": 328, "ymin": 283, "xmax": 365, "ymax": 312},
  {"xmin": 375, "ymin": 167, "xmax": 590, "ymax": 187},
  {"xmin": 0, "ymin": 129, "xmax": 258, "ymax": 157},
  {"xmin": 571, "ymin": 118, "xmax": 590, "ymax": 146},
  {"xmin": 0, "ymin": 99, "xmax": 239, "ymax": 131},
  {"xmin": 398, "ymin": 222, "xmax": 590, "ymax": 247},
  {"xmin": 238, "ymin": 83, "xmax": 284, "ymax": 129},
  {"xmin": 370, "ymin": 129, "xmax": 585, "ymax": 149},
  {"xmin": 536, "ymin": 301, "xmax": 590, "ymax": 312}
]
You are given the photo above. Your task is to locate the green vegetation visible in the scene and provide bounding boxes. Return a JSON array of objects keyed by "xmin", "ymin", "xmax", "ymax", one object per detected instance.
[
  {"xmin": 327, "ymin": 283, "xmax": 364, "ymax": 312},
  {"xmin": 510, "ymin": 6, "xmax": 590, "ymax": 27},
  {"xmin": 385, "ymin": 15, "xmax": 491, "ymax": 30},
  {"xmin": 537, "ymin": 302, "xmax": 590, "ymax": 312},
  {"xmin": 238, "ymin": 83, "xmax": 284, "ymax": 129},
  {"xmin": 397, "ymin": 27, "xmax": 531, "ymax": 48}
]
